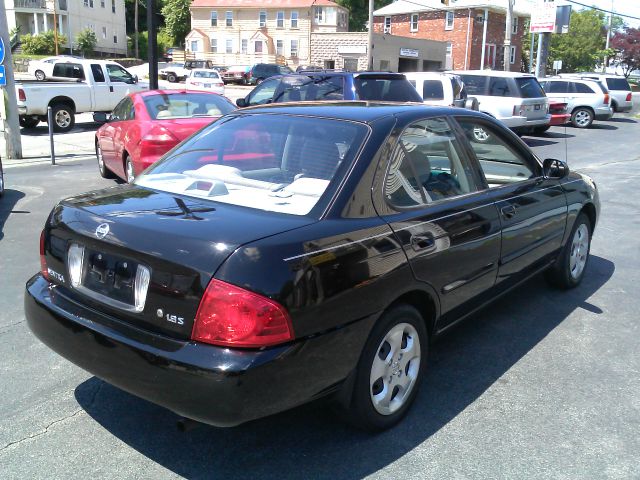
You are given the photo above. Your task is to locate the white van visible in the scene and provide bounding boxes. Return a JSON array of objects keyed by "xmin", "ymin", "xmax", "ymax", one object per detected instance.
[
  {"xmin": 404, "ymin": 72, "xmax": 469, "ymax": 108},
  {"xmin": 453, "ymin": 70, "xmax": 550, "ymax": 133}
]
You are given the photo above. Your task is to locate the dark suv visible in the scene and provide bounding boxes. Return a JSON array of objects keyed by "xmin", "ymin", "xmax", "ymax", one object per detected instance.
[
  {"xmin": 236, "ymin": 72, "xmax": 423, "ymax": 107},
  {"xmin": 247, "ymin": 63, "xmax": 294, "ymax": 85}
]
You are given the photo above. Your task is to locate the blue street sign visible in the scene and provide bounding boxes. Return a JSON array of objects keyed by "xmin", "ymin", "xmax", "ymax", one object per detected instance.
[
  {"xmin": 0, "ymin": 66, "xmax": 6, "ymax": 86},
  {"xmin": 0, "ymin": 37, "xmax": 4, "ymax": 64}
]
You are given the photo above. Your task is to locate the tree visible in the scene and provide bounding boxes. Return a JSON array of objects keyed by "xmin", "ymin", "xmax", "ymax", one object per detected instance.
[
  {"xmin": 334, "ymin": 0, "xmax": 392, "ymax": 32},
  {"xmin": 20, "ymin": 31, "xmax": 67, "ymax": 55},
  {"xmin": 611, "ymin": 28, "xmax": 640, "ymax": 77},
  {"xmin": 162, "ymin": 0, "xmax": 191, "ymax": 46},
  {"xmin": 548, "ymin": 9, "xmax": 611, "ymax": 72},
  {"xmin": 75, "ymin": 28, "xmax": 97, "ymax": 58}
]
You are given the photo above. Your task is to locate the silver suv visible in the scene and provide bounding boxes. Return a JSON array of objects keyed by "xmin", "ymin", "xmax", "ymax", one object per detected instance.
[
  {"xmin": 561, "ymin": 73, "xmax": 633, "ymax": 113},
  {"xmin": 539, "ymin": 78, "xmax": 613, "ymax": 128}
]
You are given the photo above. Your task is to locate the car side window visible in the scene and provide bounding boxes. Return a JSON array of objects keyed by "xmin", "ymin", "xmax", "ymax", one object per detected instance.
[
  {"xmin": 456, "ymin": 118, "xmax": 538, "ymax": 187},
  {"xmin": 384, "ymin": 118, "xmax": 480, "ymax": 208},
  {"xmin": 91, "ymin": 64, "xmax": 106, "ymax": 83},
  {"xmin": 488, "ymin": 77, "xmax": 512, "ymax": 97},
  {"xmin": 53, "ymin": 63, "xmax": 85, "ymax": 80},
  {"xmin": 546, "ymin": 81, "xmax": 569, "ymax": 94},
  {"xmin": 422, "ymin": 80, "xmax": 444, "ymax": 100},
  {"xmin": 248, "ymin": 79, "xmax": 280, "ymax": 105},
  {"xmin": 106, "ymin": 64, "xmax": 134, "ymax": 84},
  {"xmin": 110, "ymin": 97, "xmax": 133, "ymax": 122}
]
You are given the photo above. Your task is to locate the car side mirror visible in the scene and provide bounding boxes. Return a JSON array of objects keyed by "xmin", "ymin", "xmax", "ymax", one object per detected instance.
[
  {"xmin": 133, "ymin": 74, "xmax": 139, "ymax": 84},
  {"xmin": 236, "ymin": 97, "xmax": 247, "ymax": 108},
  {"xmin": 93, "ymin": 112, "xmax": 109, "ymax": 123},
  {"xmin": 543, "ymin": 158, "xmax": 569, "ymax": 179}
]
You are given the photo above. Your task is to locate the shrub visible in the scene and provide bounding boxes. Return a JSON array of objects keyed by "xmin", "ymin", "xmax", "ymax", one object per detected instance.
[
  {"xmin": 75, "ymin": 28, "xmax": 98, "ymax": 57},
  {"xmin": 20, "ymin": 31, "xmax": 67, "ymax": 55}
]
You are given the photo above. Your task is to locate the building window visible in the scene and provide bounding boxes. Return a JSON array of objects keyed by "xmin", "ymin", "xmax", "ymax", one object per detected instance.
[
  {"xmin": 100, "ymin": 0, "xmax": 105, "ymax": 7},
  {"xmin": 445, "ymin": 11, "xmax": 454, "ymax": 30},
  {"xmin": 111, "ymin": 0, "xmax": 115, "ymax": 13},
  {"xmin": 314, "ymin": 7, "xmax": 324, "ymax": 24},
  {"xmin": 241, "ymin": 39, "xmax": 247, "ymax": 54},
  {"xmin": 384, "ymin": 16, "xmax": 391, "ymax": 33},
  {"xmin": 84, "ymin": 0, "xmax": 88, "ymax": 6},
  {"xmin": 344, "ymin": 58, "xmax": 358, "ymax": 72},
  {"xmin": 226, "ymin": 11, "xmax": 233, "ymax": 27},
  {"xmin": 226, "ymin": 39, "xmax": 233, "ymax": 53},
  {"xmin": 191, "ymin": 40, "xmax": 199, "ymax": 52},
  {"xmin": 210, "ymin": 11, "xmax": 218, "ymax": 27},
  {"xmin": 410, "ymin": 14, "xmax": 418, "ymax": 32},
  {"xmin": 102, "ymin": 26, "xmax": 106, "ymax": 39},
  {"xmin": 338, "ymin": 11, "xmax": 347, "ymax": 28},
  {"xmin": 510, "ymin": 45, "xmax": 517, "ymax": 64},
  {"xmin": 255, "ymin": 41, "xmax": 263, "ymax": 53},
  {"xmin": 113, "ymin": 34, "xmax": 117, "ymax": 44},
  {"xmin": 210, "ymin": 38, "xmax": 217, "ymax": 53},
  {"xmin": 512, "ymin": 17, "xmax": 518, "ymax": 34},
  {"xmin": 291, "ymin": 11, "xmax": 298, "ymax": 28},
  {"xmin": 290, "ymin": 39, "xmax": 298, "ymax": 57},
  {"xmin": 259, "ymin": 11, "xmax": 266, "ymax": 27},
  {"xmin": 89, "ymin": 0, "xmax": 94, "ymax": 7},
  {"xmin": 276, "ymin": 39, "xmax": 284, "ymax": 56},
  {"xmin": 277, "ymin": 11, "xmax": 284, "ymax": 28}
]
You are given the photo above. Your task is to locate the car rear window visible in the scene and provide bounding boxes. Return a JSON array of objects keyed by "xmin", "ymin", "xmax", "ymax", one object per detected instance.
[
  {"xmin": 277, "ymin": 76, "xmax": 344, "ymax": 102},
  {"xmin": 515, "ymin": 77, "xmax": 546, "ymax": 98},
  {"xmin": 422, "ymin": 80, "xmax": 444, "ymax": 100},
  {"xmin": 143, "ymin": 93, "xmax": 235, "ymax": 119},
  {"xmin": 193, "ymin": 71, "xmax": 221, "ymax": 79},
  {"xmin": 355, "ymin": 76, "xmax": 423, "ymax": 102},
  {"xmin": 606, "ymin": 78, "xmax": 631, "ymax": 91},
  {"xmin": 136, "ymin": 115, "xmax": 369, "ymax": 216}
]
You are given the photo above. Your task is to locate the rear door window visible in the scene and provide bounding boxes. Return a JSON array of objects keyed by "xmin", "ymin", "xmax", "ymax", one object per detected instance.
[
  {"xmin": 52, "ymin": 63, "xmax": 85, "ymax": 80},
  {"xmin": 545, "ymin": 81, "xmax": 569, "ymax": 94},
  {"xmin": 459, "ymin": 75, "xmax": 488, "ymax": 96},
  {"xmin": 91, "ymin": 64, "xmax": 106, "ymax": 83},
  {"xmin": 422, "ymin": 80, "xmax": 445, "ymax": 100},
  {"xmin": 573, "ymin": 82, "xmax": 595, "ymax": 94},
  {"xmin": 354, "ymin": 76, "xmax": 423, "ymax": 102},
  {"xmin": 514, "ymin": 77, "xmax": 545, "ymax": 98}
]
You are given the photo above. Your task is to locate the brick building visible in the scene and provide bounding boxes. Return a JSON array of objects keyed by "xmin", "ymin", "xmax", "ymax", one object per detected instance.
[{"xmin": 373, "ymin": 0, "xmax": 533, "ymax": 72}]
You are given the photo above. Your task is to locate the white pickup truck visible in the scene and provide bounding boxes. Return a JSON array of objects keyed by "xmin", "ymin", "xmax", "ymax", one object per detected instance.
[{"xmin": 17, "ymin": 59, "xmax": 147, "ymax": 132}]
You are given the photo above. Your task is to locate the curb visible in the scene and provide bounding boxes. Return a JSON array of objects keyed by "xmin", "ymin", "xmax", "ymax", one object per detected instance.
[{"xmin": 2, "ymin": 155, "xmax": 96, "ymax": 169}]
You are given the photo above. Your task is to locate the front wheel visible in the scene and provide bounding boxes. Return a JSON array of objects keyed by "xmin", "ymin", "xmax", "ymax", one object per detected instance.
[
  {"xmin": 546, "ymin": 212, "xmax": 592, "ymax": 289},
  {"xmin": 571, "ymin": 108, "xmax": 594, "ymax": 128},
  {"xmin": 344, "ymin": 305, "xmax": 428, "ymax": 431},
  {"xmin": 167, "ymin": 73, "xmax": 177, "ymax": 83}
]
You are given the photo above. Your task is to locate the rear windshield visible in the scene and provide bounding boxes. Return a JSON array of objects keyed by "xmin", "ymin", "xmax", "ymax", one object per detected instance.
[
  {"xmin": 136, "ymin": 115, "xmax": 369, "ymax": 216},
  {"xmin": 193, "ymin": 71, "xmax": 221, "ymax": 79},
  {"xmin": 355, "ymin": 76, "xmax": 423, "ymax": 102},
  {"xmin": 515, "ymin": 77, "xmax": 546, "ymax": 98},
  {"xmin": 276, "ymin": 75, "xmax": 344, "ymax": 102},
  {"xmin": 143, "ymin": 93, "xmax": 235, "ymax": 119},
  {"xmin": 606, "ymin": 78, "xmax": 630, "ymax": 91}
]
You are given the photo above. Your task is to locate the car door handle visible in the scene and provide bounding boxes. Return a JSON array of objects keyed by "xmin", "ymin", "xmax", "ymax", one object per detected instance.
[
  {"xmin": 500, "ymin": 205, "xmax": 517, "ymax": 219},
  {"xmin": 410, "ymin": 233, "xmax": 436, "ymax": 252},
  {"xmin": 110, "ymin": 86, "xmax": 114, "ymax": 92}
]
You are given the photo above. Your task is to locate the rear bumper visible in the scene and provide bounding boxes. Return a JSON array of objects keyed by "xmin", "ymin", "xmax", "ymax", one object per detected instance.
[
  {"xmin": 549, "ymin": 113, "xmax": 571, "ymax": 126},
  {"xmin": 25, "ymin": 275, "xmax": 374, "ymax": 427},
  {"xmin": 594, "ymin": 107, "xmax": 613, "ymax": 120},
  {"xmin": 502, "ymin": 114, "xmax": 551, "ymax": 128}
]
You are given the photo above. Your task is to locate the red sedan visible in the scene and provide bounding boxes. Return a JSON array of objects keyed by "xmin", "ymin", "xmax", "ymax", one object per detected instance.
[{"xmin": 95, "ymin": 90, "xmax": 236, "ymax": 182}]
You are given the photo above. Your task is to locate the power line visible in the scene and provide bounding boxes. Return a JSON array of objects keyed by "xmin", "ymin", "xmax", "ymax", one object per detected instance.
[{"xmin": 562, "ymin": 0, "xmax": 640, "ymax": 21}]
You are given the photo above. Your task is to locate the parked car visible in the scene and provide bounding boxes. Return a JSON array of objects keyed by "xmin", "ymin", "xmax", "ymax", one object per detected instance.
[
  {"xmin": 27, "ymin": 55, "xmax": 82, "ymax": 81},
  {"xmin": 94, "ymin": 90, "xmax": 235, "ymax": 182},
  {"xmin": 221, "ymin": 65, "xmax": 251, "ymax": 84},
  {"xmin": 17, "ymin": 59, "xmax": 146, "ymax": 132},
  {"xmin": 163, "ymin": 47, "xmax": 180, "ymax": 62},
  {"xmin": 247, "ymin": 63, "xmax": 294, "ymax": 85},
  {"xmin": 158, "ymin": 62, "xmax": 187, "ymax": 83},
  {"xmin": 27, "ymin": 102, "xmax": 599, "ymax": 431},
  {"xmin": 561, "ymin": 73, "xmax": 633, "ymax": 112},
  {"xmin": 236, "ymin": 72, "xmax": 423, "ymax": 107},
  {"xmin": 453, "ymin": 70, "xmax": 550, "ymax": 138},
  {"xmin": 184, "ymin": 69, "xmax": 225, "ymax": 95},
  {"xmin": 539, "ymin": 78, "xmax": 613, "ymax": 128},
  {"xmin": 404, "ymin": 72, "xmax": 478, "ymax": 110}
]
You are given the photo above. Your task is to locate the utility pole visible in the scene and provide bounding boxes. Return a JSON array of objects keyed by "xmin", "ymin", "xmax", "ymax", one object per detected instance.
[
  {"xmin": 367, "ymin": 0, "xmax": 374, "ymax": 70},
  {"xmin": 147, "ymin": 0, "xmax": 158, "ymax": 88},
  {"xmin": 503, "ymin": 0, "xmax": 514, "ymax": 71},
  {"xmin": 603, "ymin": 0, "xmax": 613, "ymax": 72},
  {"xmin": 52, "ymin": 0, "xmax": 59, "ymax": 56},
  {"xmin": 134, "ymin": 0, "xmax": 139, "ymax": 59},
  {"xmin": 0, "ymin": 0, "xmax": 23, "ymax": 160},
  {"xmin": 535, "ymin": 32, "xmax": 551, "ymax": 78}
]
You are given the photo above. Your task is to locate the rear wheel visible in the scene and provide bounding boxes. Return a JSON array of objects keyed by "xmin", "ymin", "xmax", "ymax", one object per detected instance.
[
  {"xmin": 125, "ymin": 155, "xmax": 135, "ymax": 183},
  {"xmin": 20, "ymin": 116, "xmax": 40, "ymax": 129},
  {"xmin": 571, "ymin": 108, "xmax": 594, "ymax": 128},
  {"xmin": 35, "ymin": 70, "xmax": 46, "ymax": 81},
  {"xmin": 546, "ymin": 212, "xmax": 592, "ymax": 289},
  {"xmin": 167, "ymin": 72, "xmax": 177, "ymax": 83},
  {"xmin": 96, "ymin": 141, "xmax": 115, "ymax": 179},
  {"xmin": 50, "ymin": 104, "xmax": 75, "ymax": 133},
  {"xmin": 344, "ymin": 304, "xmax": 427, "ymax": 431}
]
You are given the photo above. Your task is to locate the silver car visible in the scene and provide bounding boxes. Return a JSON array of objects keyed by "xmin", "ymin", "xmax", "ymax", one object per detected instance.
[
  {"xmin": 561, "ymin": 73, "xmax": 633, "ymax": 113},
  {"xmin": 540, "ymin": 78, "xmax": 613, "ymax": 128}
]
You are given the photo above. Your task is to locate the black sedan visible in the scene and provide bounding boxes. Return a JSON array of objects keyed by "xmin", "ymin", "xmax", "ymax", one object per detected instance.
[{"xmin": 25, "ymin": 103, "xmax": 599, "ymax": 431}]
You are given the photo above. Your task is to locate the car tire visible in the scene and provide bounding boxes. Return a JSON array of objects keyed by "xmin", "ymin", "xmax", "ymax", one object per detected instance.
[
  {"xmin": 345, "ymin": 304, "xmax": 428, "ymax": 431},
  {"xmin": 125, "ymin": 155, "xmax": 135, "ymax": 184},
  {"xmin": 20, "ymin": 116, "xmax": 40, "ymax": 129},
  {"xmin": 571, "ymin": 108, "xmax": 594, "ymax": 128},
  {"xmin": 167, "ymin": 73, "xmax": 177, "ymax": 83},
  {"xmin": 96, "ymin": 141, "xmax": 115, "ymax": 179},
  {"xmin": 545, "ymin": 212, "xmax": 592, "ymax": 289},
  {"xmin": 35, "ymin": 70, "xmax": 46, "ymax": 81},
  {"xmin": 611, "ymin": 100, "xmax": 618, "ymax": 113},
  {"xmin": 533, "ymin": 125, "xmax": 551, "ymax": 134},
  {"xmin": 50, "ymin": 104, "xmax": 75, "ymax": 133}
]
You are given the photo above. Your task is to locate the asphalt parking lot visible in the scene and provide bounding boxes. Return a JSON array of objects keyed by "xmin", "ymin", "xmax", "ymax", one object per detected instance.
[{"xmin": 1, "ymin": 112, "xmax": 639, "ymax": 479}]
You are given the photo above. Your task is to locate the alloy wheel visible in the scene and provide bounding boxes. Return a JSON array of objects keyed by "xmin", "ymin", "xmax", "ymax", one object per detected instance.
[
  {"xmin": 569, "ymin": 224, "xmax": 589, "ymax": 279},
  {"xmin": 573, "ymin": 110, "xmax": 592, "ymax": 128},
  {"xmin": 473, "ymin": 127, "xmax": 490, "ymax": 142},
  {"xmin": 55, "ymin": 110, "xmax": 72, "ymax": 129}
]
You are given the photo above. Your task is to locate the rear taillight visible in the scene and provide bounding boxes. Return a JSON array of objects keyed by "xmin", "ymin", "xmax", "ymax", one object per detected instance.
[
  {"xmin": 192, "ymin": 279, "xmax": 294, "ymax": 348},
  {"xmin": 604, "ymin": 93, "xmax": 610, "ymax": 105},
  {"xmin": 40, "ymin": 229, "xmax": 49, "ymax": 280},
  {"xmin": 18, "ymin": 89, "xmax": 26, "ymax": 102},
  {"xmin": 626, "ymin": 92, "xmax": 632, "ymax": 101},
  {"xmin": 139, "ymin": 125, "xmax": 179, "ymax": 167}
]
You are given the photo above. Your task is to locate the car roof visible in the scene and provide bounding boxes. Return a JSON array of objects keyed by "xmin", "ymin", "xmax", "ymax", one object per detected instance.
[
  {"xmin": 453, "ymin": 70, "xmax": 536, "ymax": 78},
  {"xmin": 135, "ymin": 89, "xmax": 222, "ymax": 98},
  {"xmin": 233, "ymin": 101, "xmax": 482, "ymax": 123},
  {"xmin": 546, "ymin": 77, "xmax": 601, "ymax": 85}
]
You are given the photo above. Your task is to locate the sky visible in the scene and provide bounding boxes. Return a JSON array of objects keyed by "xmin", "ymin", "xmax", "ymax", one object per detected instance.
[{"xmin": 556, "ymin": 0, "xmax": 640, "ymax": 28}]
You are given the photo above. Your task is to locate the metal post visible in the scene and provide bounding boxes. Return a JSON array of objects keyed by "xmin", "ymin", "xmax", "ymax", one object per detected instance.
[
  {"xmin": 504, "ymin": 0, "xmax": 514, "ymax": 71},
  {"xmin": 53, "ymin": 0, "xmax": 59, "ymax": 55},
  {"xmin": 47, "ymin": 106, "xmax": 56, "ymax": 165},
  {"xmin": 603, "ymin": 0, "xmax": 613, "ymax": 72},
  {"xmin": 535, "ymin": 32, "xmax": 550, "ymax": 78},
  {"xmin": 480, "ymin": 8, "xmax": 488, "ymax": 69},
  {"xmin": 0, "ymin": 0, "xmax": 23, "ymax": 160},
  {"xmin": 147, "ymin": 0, "xmax": 158, "ymax": 89},
  {"xmin": 367, "ymin": 0, "xmax": 374, "ymax": 70}
]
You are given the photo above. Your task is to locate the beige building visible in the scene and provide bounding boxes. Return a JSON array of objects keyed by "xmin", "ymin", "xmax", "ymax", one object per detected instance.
[
  {"xmin": 6, "ymin": 0, "xmax": 127, "ymax": 56},
  {"xmin": 186, "ymin": 0, "xmax": 349, "ymax": 68}
]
